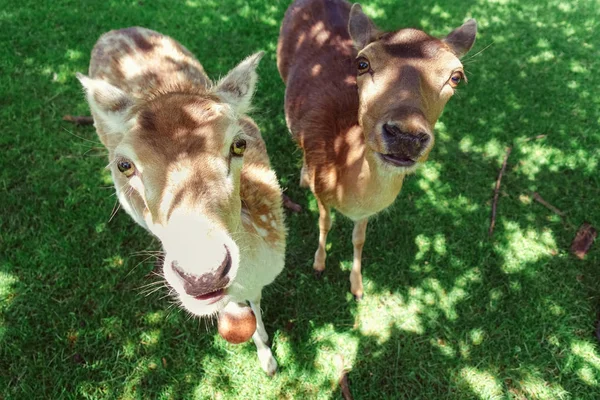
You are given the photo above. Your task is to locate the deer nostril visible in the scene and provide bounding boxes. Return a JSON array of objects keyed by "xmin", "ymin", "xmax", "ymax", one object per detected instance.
[
  {"xmin": 383, "ymin": 124, "xmax": 429, "ymax": 148},
  {"xmin": 417, "ymin": 132, "xmax": 431, "ymax": 146},
  {"xmin": 218, "ymin": 246, "xmax": 232, "ymax": 278},
  {"xmin": 382, "ymin": 123, "xmax": 401, "ymax": 138}
]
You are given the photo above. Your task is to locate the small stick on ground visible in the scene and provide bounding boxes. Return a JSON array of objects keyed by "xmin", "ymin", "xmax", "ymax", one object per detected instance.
[
  {"xmin": 571, "ymin": 222, "xmax": 597, "ymax": 260},
  {"xmin": 282, "ymin": 193, "xmax": 302, "ymax": 213},
  {"xmin": 532, "ymin": 192, "xmax": 565, "ymax": 217},
  {"xmin": 63, "ymin": 115, "xmax": 94, "ymax": 125},
  {"xmin": 523, "ymin": 134, "xmax": 547, "ymax": 142},
  {"xmin": 489, "ymin": 146, "xmax": 512, "ymax": 237}
]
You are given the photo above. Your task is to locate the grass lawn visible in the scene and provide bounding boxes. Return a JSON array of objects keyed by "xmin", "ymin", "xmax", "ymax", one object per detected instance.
[{"xmin": 2, "ymin": 0, "xmax": 600, "ymax": 398}]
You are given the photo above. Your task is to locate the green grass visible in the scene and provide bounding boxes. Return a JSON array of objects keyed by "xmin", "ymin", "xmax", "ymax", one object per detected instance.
[{"xmin": 1, "ymin": 0, "xmax": 600, "ymax": 398}]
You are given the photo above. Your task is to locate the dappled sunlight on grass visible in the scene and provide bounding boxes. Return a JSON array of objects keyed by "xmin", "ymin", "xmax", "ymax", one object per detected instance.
[
  {"xmin": 104, "ymin": 254, "xmax": 125, "ymax": 269},
  {"xmin": 140, "ymin": 329, "xmax": 161, "ymax": 347},
  {"xmin": 459, "ymin": 366, "xmax": 504, "ymax": 400},
  {"xmin": 122, "ymin": 339, "xmax": 137, "ymax": 359},
  {"xmin": 414, "ymin": 163, "xmax": 480, "ymax": 219},
  {"xmin": 357, "ymin": 291, "xmax": 424, "ymax": 338},
  {"xmin": 191, "ymin": 331, "xmax": 339, "ymax": 399},
  {"xmin": 517, "ymin": 368, "xmax": 569, "ymax": 399},
  {"xmin": 362, "ymin": 4, "xmax": 386, "ymax": 19},
  {"xmin": 40, "ymin": 62, "xmax": 82, "ymax": 84},
  {"xmin": 418, "ymin": 271, "xmax": 480, "ymax": 321},
  {"xmin": 100, "ymin": 168, "xmax": 114, "ymax": 185},
  {"xmin": 143, "ymin": 310, "xmax": 167, "ymax": 325},
  {"xmin": 0, "ymin": 270, "xmax": 18, "ymax": 344},
  {"xmin": 527, "ymin": 50, "xmax": 556, "ymax": 64},
  {"xmin": 65, "ymin": 49, "xmax": 83, "ymax": 61},
  {"xmin": 430, "ymin": 336, "xmax": 457, "ymax": 358},
  {"xmin": 469, "ymin": 328, "xmax": 485, "ymax": 345},
  {"xmin": 457, "ymin": 136, "xmax": 506, "ymax": 161},
  {"xmin": 0, "ymin": 10, "xmax": 14, "ymax": 21},
  {"xmin": 494, "ymin": 221, "xmax": 557, "ymax": 274},
  {"xmin": 413, "ymin": 233, "xmax": 450, "ymax": 262},
  {"xmin": 577, "ymin": 365, "xmax": 598, "ymax": 386},
  {"xmin": 0, "ymin": 271, "xmax": 17, "ymax": 304},
  {"xmin": 455, "ymin": 133, "xmax": 600, "ymax": 182},
  {"xmin": 310, "ymin": 325, "xmax": 359, "ymax": 386},
  {"xmin": 3, "ymin": 0, "xmax": 600, "ymax": 397},
  {"xmin": 570, "ymin": 340, "xmax": 600, "ymax": 387},
  {"xmin": 571, "ymin": 341, "xmax": 600, "ymax": 371},
  {"xmin": 355, "ymin": 266, "xmax": 482, "ymax": 343},
  {"xmin": 517, "ymin": 143, "xmax": 599, "ymax": 179}
]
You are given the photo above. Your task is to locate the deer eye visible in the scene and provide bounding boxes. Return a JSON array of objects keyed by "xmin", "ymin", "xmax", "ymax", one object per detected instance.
[
  {"xmin": 449, "ymin": 71, "xmax": 464, "ymax": 87},
  {"xmin": 117, "ymin": 159, "xmax": 135, "ymax": 177},
  {"xmin": 230, "ymin": 139, "xmax": 246, "ymax": 157},
  {"xmin": 356, "ymin": 57, "xmax": 370, "ymax": 75}
]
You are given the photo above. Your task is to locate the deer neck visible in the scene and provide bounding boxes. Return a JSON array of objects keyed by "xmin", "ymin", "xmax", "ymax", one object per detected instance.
[
  {"xmin": 237, "ymin": 165, "xmax": 286, "ymax": 254},
  {"xmin": 333, "ymin": 125, "xmax": 406, "ymax": 220}
]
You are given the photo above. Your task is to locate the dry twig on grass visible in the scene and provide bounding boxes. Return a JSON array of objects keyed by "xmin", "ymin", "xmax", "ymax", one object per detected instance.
[
  {"xmin": 523, "ymin": 134, "xmax": 547, "ymax": 142},
  {"xmin": 489, "ymin": 146, "xmax": 512, "ymax": 237},
  {"xmin": 63, "ymin": 115, "xmax": 94, "ymax": 125},
  {"xmin": 532, "ymin": 192, "xmax": 565, "ymax": 217}
]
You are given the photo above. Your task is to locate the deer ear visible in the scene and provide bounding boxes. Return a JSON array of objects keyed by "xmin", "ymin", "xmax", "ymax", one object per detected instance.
[
  {"xmin": 444, "ymin": 19, "xmax": 477, "ymax": 58},
  {"xmin": 214, "ymin": 52, "xmax": 264, "ymax": 115},
  {"xmin": 348, "ymin": 3, "xmax": 379, "ymax": 50},
  {"xmin": 76, "ymin": 73, "xmax": 134, "ymax": 148}
]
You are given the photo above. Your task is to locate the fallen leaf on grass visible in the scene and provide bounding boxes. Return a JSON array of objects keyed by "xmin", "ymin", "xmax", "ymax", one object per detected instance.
[
  {"xmin": 570, "ymin": 222, "xmax": 597, "ymax": 259},
  {"xmin": 73, "ymin": 353, "xmax": 85, "ymax": 364}
]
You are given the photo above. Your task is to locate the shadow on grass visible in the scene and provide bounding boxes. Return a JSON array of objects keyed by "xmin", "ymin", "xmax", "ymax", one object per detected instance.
[{"xmin": 1, "ymin": 0, "xmax": 600, "ymax": 398}]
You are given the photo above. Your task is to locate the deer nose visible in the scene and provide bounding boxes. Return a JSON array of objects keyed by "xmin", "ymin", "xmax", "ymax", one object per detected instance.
[
  {"xmin": 171, "ymin": 246, "xmax": 232, "ymax": 298},
  {"xmin": 382, "ymin": 123, "xmax": 431, "ymax": 156}
]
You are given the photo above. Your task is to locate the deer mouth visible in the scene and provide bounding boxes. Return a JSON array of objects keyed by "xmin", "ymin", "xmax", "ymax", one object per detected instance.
[
  {"xmin": 379, "ymin": 153, "xmax": 416, "ymax": 167},
  {"xmin": 194, "ymin": 288, "xmax": 226, "ymax": 304}
]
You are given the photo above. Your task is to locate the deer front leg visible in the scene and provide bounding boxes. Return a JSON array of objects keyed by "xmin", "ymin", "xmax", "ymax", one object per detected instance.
[
  {"xmin": 350, "ymin": 218, "xmax": 368, "ymax": 300},
  {"xmin": 249, "ymin": 297, "xmax": 277, "ymax": 376},
  {"xmin": 313, "ymin": 198, "xmax": 332, "ymax": 277}
]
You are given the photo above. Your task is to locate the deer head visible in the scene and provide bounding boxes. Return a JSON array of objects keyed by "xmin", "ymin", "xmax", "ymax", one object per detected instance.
[
  {"xmin": 349, "ymin": 4, "xmax": 476, "ymax": 173},
  {"xmin": 78, "ymin": 52, "xmax": 264, "ymax": 317}
]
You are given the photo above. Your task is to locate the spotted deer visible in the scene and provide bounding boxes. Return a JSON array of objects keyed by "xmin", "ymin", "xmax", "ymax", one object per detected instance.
[
  {"xmin": 277, "ymin": 0, "xmax": 476, "ymax": 299},
  {"xmin": 77, "ymin": 27, "xmax": 285, "ymax": 374}
]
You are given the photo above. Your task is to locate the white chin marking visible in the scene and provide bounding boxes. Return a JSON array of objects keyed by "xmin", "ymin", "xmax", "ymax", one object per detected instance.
[{"xmin": 380, "ymin": 159, "xmax": 421, "ymax": 175}]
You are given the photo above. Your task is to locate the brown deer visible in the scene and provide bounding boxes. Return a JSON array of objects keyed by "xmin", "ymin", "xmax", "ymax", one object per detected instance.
[
  {"xmin": 277, "ymin": 0, "xmax": 476, "ymax": 299},
  {"xmin": 77, "ymin": 27, "xmax": 285, "ymax": 374}
]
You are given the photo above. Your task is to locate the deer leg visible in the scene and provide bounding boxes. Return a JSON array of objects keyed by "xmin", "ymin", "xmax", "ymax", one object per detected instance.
[
  {"xmin": 249, "ymin": 296, "xmax": 277, "ymax": 376},
  {"xmin": 350, "ymin": 218, "xmax": 368, "ymax": 300},
  {"xmin": 313, "ymin": 199, "xmax": 332, "ymax": 276},
  {"xmin": 300, "ymin": 159, "xmax": 310, "ymax": 188}
]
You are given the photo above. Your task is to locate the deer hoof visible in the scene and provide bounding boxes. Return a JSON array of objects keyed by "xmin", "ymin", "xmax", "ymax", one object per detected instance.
[
  {"xmin": 314, "ymin": 270, "xmax": 324, "ymax": 279},
  {"xmin": 353, "ymin": 293, "xmax": 363, "ymax": 302},
  {"xmin": 260, "ymin": 352, "xmax": 278, "ymax": 376}
]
